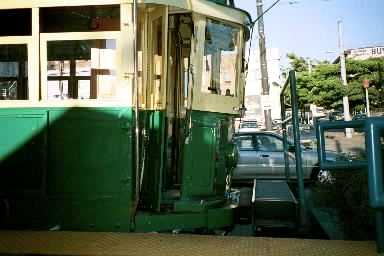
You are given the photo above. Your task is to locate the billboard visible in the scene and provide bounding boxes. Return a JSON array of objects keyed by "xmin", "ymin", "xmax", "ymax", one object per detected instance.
[{"xmin": 347, "ymin": 46, "xmax": 384, "ymax": 60}]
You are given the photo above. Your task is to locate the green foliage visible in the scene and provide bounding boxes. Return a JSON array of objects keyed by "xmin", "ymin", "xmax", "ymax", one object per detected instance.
[
  {"xmin": 286, "ymin": 53, "xmax": 308, "ymax": 72},
  {"xmin": 287, "ymin": 53, "xmax": 384, "ymax": 112}
]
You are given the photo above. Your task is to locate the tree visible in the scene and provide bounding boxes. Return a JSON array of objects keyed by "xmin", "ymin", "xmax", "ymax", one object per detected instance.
[
  {"xmin": 287, "ymin": 53, "xmax": 384, "ymax": 113},
  {"xmin": 286, "ymin": 53, "xmax": 307, "ymax": 72}
]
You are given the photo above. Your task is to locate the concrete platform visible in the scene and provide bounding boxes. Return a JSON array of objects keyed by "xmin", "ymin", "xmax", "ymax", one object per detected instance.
[{"xmin": 0, "ymin": 231, "xmax": 377, "ymax": 256}]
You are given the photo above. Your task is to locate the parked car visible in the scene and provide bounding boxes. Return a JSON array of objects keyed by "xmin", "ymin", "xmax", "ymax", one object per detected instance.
[
  {"xmin": 329, "ymin": 111, "xmax": 344, "ymax": 121},
  {"xmin": 352, "ymin": 113, "xmax": 367, "ymax": 120},
  {"xmin": 233, "ymin": 131, "xmax": 343, "ymax": 183}
]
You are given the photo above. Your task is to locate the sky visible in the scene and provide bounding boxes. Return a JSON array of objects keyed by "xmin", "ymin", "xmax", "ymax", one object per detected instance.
[{"xmin": 235, "ymin": 0, "xmax": 384, "ymax": 66}]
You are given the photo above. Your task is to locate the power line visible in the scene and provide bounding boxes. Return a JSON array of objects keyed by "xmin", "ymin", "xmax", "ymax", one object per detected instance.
[
  {"xmin": 251, "ymin": 0, "xmax": 281, "ymax": 25},
  {"xmin": 246, "ymin": 0, "xmax": 281, "ymax": 79}
]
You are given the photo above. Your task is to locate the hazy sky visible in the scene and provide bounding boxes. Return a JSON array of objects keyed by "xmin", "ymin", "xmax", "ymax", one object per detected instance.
[{"xmin": 235, "ymin": 0, "xmax": 384, "ymax": 65}]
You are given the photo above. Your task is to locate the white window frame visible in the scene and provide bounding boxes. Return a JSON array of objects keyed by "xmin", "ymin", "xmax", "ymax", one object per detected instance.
[
  {"xmin": 146, "ymin": 7, "xmax": 168, "ymax": 110},
  {"xmin": 0, "ymin": 8, "xmax": 39, "ymax": 106},
  {"xmin": 40, "ymin": 31, "xmax": 128, "ymax": 106}
]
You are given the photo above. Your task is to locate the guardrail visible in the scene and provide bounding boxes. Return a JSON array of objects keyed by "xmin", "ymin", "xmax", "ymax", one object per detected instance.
[
  {"xmin": 316, "ymin": 117, "xmax": 384, "ymax": 253},
  {"xmin": 280, "ymin": 70, "xmax": 307, "ymax": 227}
]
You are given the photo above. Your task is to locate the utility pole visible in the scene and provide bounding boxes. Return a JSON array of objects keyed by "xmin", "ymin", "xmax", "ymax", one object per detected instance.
[
  {"xmin": 363, "ymin": 79, "xmax": 371, "ymax": 117},
  {"xmin": 337, "ymin": 20, "xmax": 353, "ymax": 138},
  {"xmin": 365, "ymin": 88, "xmax": 371, "ymax": 117},
  {"xmin": 307, "ymin": 58, "xmax": 312, "ymax": 74},
  {"xmin": 257, "ymin": 0, "xmax": 272, "ymax": 131}
]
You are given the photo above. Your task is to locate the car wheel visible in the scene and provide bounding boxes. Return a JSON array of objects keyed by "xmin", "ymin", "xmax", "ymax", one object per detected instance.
[{"xmin": 312, "ymin": 168, "xmax": 334, "ymax": 184}]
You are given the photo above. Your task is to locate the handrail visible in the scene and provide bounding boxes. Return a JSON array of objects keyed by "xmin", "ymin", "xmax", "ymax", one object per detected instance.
[
  {"xmin": 316, "ymin": 117, "xmax": 384, "ymax": 253},
  {"xmin": 280, "ymin": 70, "xmax": 307, "ymax": 227}
]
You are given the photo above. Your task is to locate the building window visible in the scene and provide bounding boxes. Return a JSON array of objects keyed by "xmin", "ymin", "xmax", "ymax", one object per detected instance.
[
  {"xmin": 46, "ymin": 39, "xmax": 118, "ymax": 100},
  {"xmin": 0, "ymin": 45, "xmax": 28, "ymax": 100},
  {"xmin": 202, "ymin": 19, "xmax": 239, "ymax": 97}
]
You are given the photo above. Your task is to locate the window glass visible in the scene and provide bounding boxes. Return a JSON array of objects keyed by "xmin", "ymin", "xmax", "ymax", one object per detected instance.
[
  {"xmin": 235, "ymin": 135, "xmax": 255, "ymax": 151},
  {"xmin": 0, "ymin": 45, "xmax": 28, "ymax": 100},
  {"xmin": 48, "ymin": 80, "xmax": 69, "ymax": 100},
  {"xmin": 256, "ymin": 135, "xmax": 284, "ymax": 152},
  {"xmin": 76, "ymin": 60, "xmax": 91, "ymax": 76},
  {"xmin": 150, "ymin": 17, "xmax": 163, "ymax": 108},
  {"xmin": 48, "ymin": 60, "xmax": 70, "ymax": 76},
  {"xmin": 78, "ymin": 80, "xmax": 91, "ymax": 99},
  {"xmin": 40, "ymin": 5, "xmax": 120, "ymax": 33},
  {"xmin": 0, "ymin": 9, "xmax": 31, "ymax": 36},
  {"xmin": 183, "ymin": 57, "xmax": 190, "ymax": 107},
  {"xmin": 47, "ymin": 39, "xmax": 119, "ymax": 100},
  {"xmin": 202, "ymin": 19, "xmax": 239, "ymax": 97}
]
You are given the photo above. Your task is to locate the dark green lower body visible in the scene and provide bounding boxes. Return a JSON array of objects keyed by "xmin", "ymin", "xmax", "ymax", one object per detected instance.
[
  {"xmin": 0, "ymin": 107, "xmax": 236, "ymax": 232},
  {"xmin": 0, "ymin": 107, "xmax": 134, "ymax": 231},
  {"xmin": 135, "ymin": 205, "xmax": 235, "ymax": 232}
]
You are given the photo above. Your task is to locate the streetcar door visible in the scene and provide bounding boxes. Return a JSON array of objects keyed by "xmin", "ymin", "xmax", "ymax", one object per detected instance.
[{"xmin": 140, "ymin": 7, "xmax": 168, "ymax": 212}]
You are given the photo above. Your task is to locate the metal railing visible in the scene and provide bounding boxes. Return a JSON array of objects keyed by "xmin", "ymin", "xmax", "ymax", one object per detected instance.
[
  {"xmin": 280, "ymin": 70, "xmax": 384, "ymax": 253},
  {"xmin": 280, "ymin": 70, "xmax": 307, "ymax": 227},
  {"xmin": 316, "ymin": 117, "xmax": 384, "ymax": 253}
]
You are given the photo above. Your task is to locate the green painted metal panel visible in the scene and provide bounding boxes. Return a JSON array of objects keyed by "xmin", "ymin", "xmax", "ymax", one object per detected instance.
[
  {"xmin": 0, "ymin": 107, "xmax": 236, "ymax": 232},
  {"xmin": 182, "ymin": 125, "xmax": 216, "ymax": 197},
  {"xmin": 181, "ymin": 111, "xmax": 232, "ymax": 200},
  {"xmin": 47, "ymin": 108, "xmax": 131, "ymax": 195},
  {"xmin": 0, "ymin": 107, "xmax": 133, "ymax": 231},
  {"xmin": 174, "ymin": 198, "xmax": 224, "ymax": 213},
  {"xmin": 47, "ymin": 197, "xmax": 132, "ymax": 231},
  {"xmin": 135, "ymin": 204, "xmax": 234, "ymax": 232},
  {"xmin": 0, "ymin": 111, "xmax": 47, "ymax": 194},
  {"xmin": 207, "ymin": 205, "xmax": 234, "ymax": 229}
]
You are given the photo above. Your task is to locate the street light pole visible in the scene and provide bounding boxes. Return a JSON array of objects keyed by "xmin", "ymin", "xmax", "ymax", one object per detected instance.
[
  {"xmin": 365, "ymin": 88, "xmax": 371, "ymax": 117},
  {"xmin": 363, "ymin": 79, "xmax": 371, "ymax": 117},
  {"xmin": 337, "ymin": 20, "xmax": 353, "ymax": 138}
]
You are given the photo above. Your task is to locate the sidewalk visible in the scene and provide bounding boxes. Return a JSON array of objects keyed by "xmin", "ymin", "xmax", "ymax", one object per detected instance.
[{"xmin": 324, "ymin": 131, "xmax": 365, "ymax": 157}]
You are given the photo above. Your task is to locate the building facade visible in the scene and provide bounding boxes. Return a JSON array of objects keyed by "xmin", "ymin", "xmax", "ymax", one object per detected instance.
[
  {"xmin": 244, "ymin": 48, "xmax": 282, "ymax": 124},
  {"xmin": 346, "ymin": 46, "xmax": 384, "ymax": 60}
]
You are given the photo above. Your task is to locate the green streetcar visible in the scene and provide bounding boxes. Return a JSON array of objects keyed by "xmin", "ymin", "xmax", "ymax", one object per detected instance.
[{"xmin": 0, "ymin": 0, "xmax": 250, "ymax": 232}]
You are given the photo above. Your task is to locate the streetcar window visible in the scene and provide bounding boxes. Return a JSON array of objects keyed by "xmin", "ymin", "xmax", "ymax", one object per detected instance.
[
  {"xmin": 202, "ymin": 19, "xmax": 239, "ymax": 97},
  {"xmin": 40, "ymin": 5, "xmax": 120, "ymax": 33},
  {"xmin": 0, "ymin": 45, "xmax": 28, "ymax": 100},
  {"xmin": 0, "ymin": 9, "xmax": 31, "ymax": 36},
  {"xmin": 46, "ymin": 39, "xmax": 118, "ymax": 100},
  {"xmin": 149, "ymin": 16, "xmax": 164, "ymax": 108}
]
